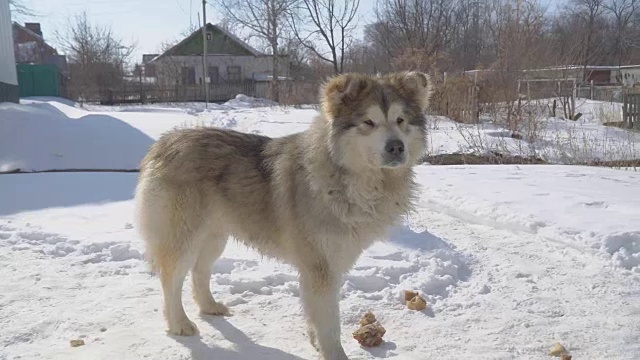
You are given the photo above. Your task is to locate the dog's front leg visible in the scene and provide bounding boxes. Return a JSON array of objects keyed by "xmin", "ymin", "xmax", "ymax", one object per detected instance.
[{"xmin": 299, "ymin": 264, "xmax": 349, "ymax": 360}]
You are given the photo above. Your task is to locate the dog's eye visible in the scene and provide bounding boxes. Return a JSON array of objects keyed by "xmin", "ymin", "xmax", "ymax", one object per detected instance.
[
  {"xmin": 397, "ymin": 117, "xmax": 405, "ymax": 125},
  {"xmin": 363, "ymin": 119, "xmax": 375, "ymax": 127}
]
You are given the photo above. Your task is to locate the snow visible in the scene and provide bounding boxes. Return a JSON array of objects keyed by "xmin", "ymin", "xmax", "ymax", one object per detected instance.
[
  {"xmin": 2, "ymin": 97, "xmax": 637, "ymax": 173},
  {"xmin": 0, "ymin": 97, "xmax": 313, "ymax": 172},
  {"xmin": 417, "ymin": 165, "xmax": 640, "ymax": 272},
  {"xmin": 1, "ymin": 97, "xmax": 639, "ymax": 359}
]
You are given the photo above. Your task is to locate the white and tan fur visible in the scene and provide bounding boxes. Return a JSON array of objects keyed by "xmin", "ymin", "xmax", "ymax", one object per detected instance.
[{"xmin": 134, "ymin": 71, "xmax": 432, "ymax": 360}]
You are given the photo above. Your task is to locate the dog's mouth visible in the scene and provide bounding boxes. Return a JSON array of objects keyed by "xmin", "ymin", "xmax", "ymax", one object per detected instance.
[{"xmin": 381, "ymin": 154, "xmax": 407, "ymax": 168}]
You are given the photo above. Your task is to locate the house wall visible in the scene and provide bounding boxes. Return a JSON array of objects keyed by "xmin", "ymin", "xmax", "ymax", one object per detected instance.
[
  {"xmin": 13, "ymin": 25, "xmax": 57, "ymax": 64},
  {"xmin": 0, "ymin": 0, "xmax": 18, "ymax": 103},
  {"xmin": 619, "ymin": 68, "xmax": 640, "ymax": 86},
  {"xmin": 585, "ymin": 70, "xmax": 611, "ymax": 85},
  {"xmin": 155, "ymin": 55, "xmax": 289, "ymax": 86},
  {"xmin": 523, "ymin": 68, "xmax": 582, "ymax": 81}
]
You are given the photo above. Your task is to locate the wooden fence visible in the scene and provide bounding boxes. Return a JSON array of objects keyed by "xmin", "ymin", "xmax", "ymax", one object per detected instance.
[
  {"xmin": 434, "ymin": 76, "xmax": 479, "ymax": 123},
  {"xmin": 100, "ymin": 81, "xmax": 269, "ymax": 105},
  {"xmin": 623, "ymin": 90, "xmax": 640, "ymax": 128}
]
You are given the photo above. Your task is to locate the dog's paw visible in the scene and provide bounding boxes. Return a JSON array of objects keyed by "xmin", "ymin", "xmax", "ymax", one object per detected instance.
[
  {"xmin": 307, "ymin": 328, "xmax": 320, "ymax": 351},
  {"xmin": 199, "ymin": 301, "xmax": 229, "ymax": 316},
  {"xmin": 167, "ymin": 318, "xmax": 199, "ymax": 336}
]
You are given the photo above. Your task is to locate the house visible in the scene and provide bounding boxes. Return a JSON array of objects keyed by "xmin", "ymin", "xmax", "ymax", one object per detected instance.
[
  {"xmin": 521, "ymin": 65, "xmax": 615, "ymax": 85},
  {"xmin": 13, "ymin": 22, "xmax": 67, "ymax": 72},
  {"xmin": 0, "ymin": 0, "xmax": 18, "ymax": 103},
  {"xmin": 613, "ymin": 65, "xmax": 640, "ymax": 87},
  {"xmin": 147, "ymin": 23, "xmax": 290, "ymax": 101},
  {"xmin": 142, "ymin": 54, "xmax": 158, "ymax": 78},
  {"xmin": 12, "ymin": 22, "xmax": 68, "ymax": 97}
]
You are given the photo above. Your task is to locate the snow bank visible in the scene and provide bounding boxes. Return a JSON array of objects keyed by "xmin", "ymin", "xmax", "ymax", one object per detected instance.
[
  {"xmin": 0, "ymin": 98, "xmax": 314, "ymax": 172},
  {"xmin": 0, "ymin": 102, "xmax": 155, "ymax": 172},
  {"xmin": 224, "ymin": 94, "xmax": 278, "ymax": 108}
]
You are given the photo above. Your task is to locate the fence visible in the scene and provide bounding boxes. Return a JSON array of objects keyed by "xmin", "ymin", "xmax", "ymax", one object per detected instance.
[
  {"xmin": 576, "ymin": 85, "xmax": 624, "ymax": 102},
  {"xmin": 444, "ymin": 71, "xmax": 640, "ymax": 127},
  {"xmin": 623, "ymin": 90, "xmax": 640, "ymax": 128},
  {"xmin": 516, "ymin": 79, "xmax": 625, "ymax": 103},
  {"xmin": 92, "ymin": 80, "xmax": 321, "ymax": 106},
  {"xmin": 16, "ymin": 63, "xmax": 61, "ymax": 98},
  {"xmin": 433, "ymin": 76, "xmax": 479, "ymax": 123},
  {"xmin": 100, "ymin": 80, "xmax": 269, "ymax": 105}
]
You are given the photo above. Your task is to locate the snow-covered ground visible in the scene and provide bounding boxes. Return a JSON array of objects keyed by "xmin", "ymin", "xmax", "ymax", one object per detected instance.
[
  {"xmin": 1, "ymin": 97, "xmax": 639, "ymax": 359},
  {"xmin": 427, "ymin": 97, "xmax": 639, "ymax": 164},
  {"xmin": 1, "ymin": 97, "xmax": 638, "ymax": 173},
  {"xmin": 0, "ymin": 97, "xmax": 314, "ymax": 172}
]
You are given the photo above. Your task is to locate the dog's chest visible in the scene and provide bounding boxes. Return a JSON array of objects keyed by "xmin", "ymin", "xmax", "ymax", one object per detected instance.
[
  {"xmin": 324, "ymin": 189, "xmax": 410, "ymax": 245},
  {"xmin": 339, "ymin": 176, "xmax": 412, "ymax": 225}
]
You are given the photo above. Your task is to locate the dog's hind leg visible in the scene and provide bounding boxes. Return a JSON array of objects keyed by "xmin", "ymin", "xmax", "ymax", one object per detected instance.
[
  {"xmin": 137, "ymin": 186, "xmax": 200, "ymax": 336},
  {"xmin": 158, "ymin": 246, "xmax": 199, "ymax": 336},
  {"xmin": 299, "ymin": 263, "xmax": 349, "ymax": 360},
  {"xmin": 192, "ymin": 233, "xmax": 229, "ymax": 315}
]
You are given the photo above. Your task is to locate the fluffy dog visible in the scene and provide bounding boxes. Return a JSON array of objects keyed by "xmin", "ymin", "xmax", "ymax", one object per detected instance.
[{"xmin": 134, "ymin": 71, "xmax": 432, "ymax": 359}]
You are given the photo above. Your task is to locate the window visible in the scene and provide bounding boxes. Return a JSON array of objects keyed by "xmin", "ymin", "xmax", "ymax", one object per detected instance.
[
  {"xmin": 227, "ymin": 66, "xmax": 241, "ymax": 82},
  {"xmin": 208, "ymin": 66, "xmax": 219, "ymax": 84},
  {"xmin": 181, "ymin": 66, "xmax": 196, "ymax": 85},
  {"xmin": 206, "ymin": 32, "xmax": 212, "ymax": 41}
]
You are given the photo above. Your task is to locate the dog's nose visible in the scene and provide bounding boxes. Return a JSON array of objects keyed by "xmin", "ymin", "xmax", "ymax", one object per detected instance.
[{"xmin": 385, "ymin": 139, "xmax": 405, "ymax": 155}]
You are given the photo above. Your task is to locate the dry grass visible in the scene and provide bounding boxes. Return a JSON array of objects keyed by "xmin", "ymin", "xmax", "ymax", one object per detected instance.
[{"xmin": 421, "ymin": 152, "xmax": 546, "ymax": 165}]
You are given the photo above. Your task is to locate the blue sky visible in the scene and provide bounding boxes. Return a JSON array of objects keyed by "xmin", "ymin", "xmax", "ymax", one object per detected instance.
[{"xmin": 19, "ymin": 0, "xmax": 377, "ymax": 63}]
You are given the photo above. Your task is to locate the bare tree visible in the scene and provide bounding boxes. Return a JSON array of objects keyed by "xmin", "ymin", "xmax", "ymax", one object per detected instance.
[
  {"xmin": 56, "ymin": 12, "xmax": 136, "ymax": 103},
  {"xmin": 153, "ymin": 40, "xmax": 185, "ymax": 87},
  {"xmin": 604, "ymin": 0, "xmax": 639, "ymax": 66},
  {"xmin": 290, "ymin": 0, "xmax": 360, "ymax": 74},
  {"xmin": 382, "ymin": 0, "xmax": 457, "ymax": 52},
  {"xmin": 567, "ymin": 0, "xmax": 606, "ymax": 71},
  {"xmin": 218, "ymin": 17, "xmax": 243, "ymax": 36},
  {"xmin": 9, "ymin": 0, "xmax": 33, "ymax": 17},
  {"xmin": 214, "ymin": 0, "xmax": 294, "ymax": 101}
]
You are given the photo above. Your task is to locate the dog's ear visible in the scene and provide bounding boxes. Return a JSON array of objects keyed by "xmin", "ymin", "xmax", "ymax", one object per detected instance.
[
  {"xmin": 389, "ymin": 71, "xmax": 433, "ymax": 112},
  {"xmin": 320, "ymin": 73, "xmax": 372, "ymax": 118}
]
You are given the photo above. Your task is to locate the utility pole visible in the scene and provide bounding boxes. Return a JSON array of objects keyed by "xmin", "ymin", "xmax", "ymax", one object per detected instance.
[{"xmin": 201, "ymin": 0, "xmax": 209, "ymax": 108}]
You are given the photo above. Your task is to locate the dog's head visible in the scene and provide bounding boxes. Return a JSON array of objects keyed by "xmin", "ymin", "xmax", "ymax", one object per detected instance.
[{"xmin": 320, "ymin": 71, "xmax": 432, "ymax": 171}]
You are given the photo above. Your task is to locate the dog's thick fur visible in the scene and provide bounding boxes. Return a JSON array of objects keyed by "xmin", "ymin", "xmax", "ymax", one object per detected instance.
[{"xmin": 134, "ymin": 71, "xmax": 432, "ymax": 359}]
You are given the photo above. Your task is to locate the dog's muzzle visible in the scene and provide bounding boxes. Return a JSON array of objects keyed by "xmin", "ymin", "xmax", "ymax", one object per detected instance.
[{"xmin": 382, "ymin": 139, "xmax": 406, "ymax": 167}]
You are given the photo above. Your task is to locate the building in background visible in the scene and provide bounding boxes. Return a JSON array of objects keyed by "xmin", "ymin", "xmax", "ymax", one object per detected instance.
[
  {"xmin": 147, "ymin": 23, "xmax": 290, "ymax": 101},
  {"xmin": 0, "ymin": 0, "xmax": 18, "ymax": 103},
  {"xmin": 12, "ymin": 21, "xmax": 68, "ymax": 98}
]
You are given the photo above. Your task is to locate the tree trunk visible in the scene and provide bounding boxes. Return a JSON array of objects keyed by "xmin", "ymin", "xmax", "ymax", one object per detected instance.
[{"xmin": 272, "ymin": 44, "xmax": 280, "ymax": 102}]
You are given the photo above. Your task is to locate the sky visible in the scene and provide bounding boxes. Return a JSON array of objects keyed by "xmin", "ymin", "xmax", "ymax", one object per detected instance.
[
  {"xmin": 18, "ymin": 0, "xmax": 377, "ymax": 64},
  {"xmin": 17, "ymin": 0, "xmax": 562, "ymax": 65}
]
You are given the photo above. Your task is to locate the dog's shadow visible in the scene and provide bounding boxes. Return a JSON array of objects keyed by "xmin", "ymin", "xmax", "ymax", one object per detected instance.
[{"xmin": 170, "ymin": 316, "xmax": 306, "ymax": 360}]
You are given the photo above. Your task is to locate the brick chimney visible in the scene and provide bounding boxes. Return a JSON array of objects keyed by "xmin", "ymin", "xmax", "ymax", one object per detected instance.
[{"xmin": 25, "ymin": 23, "xmax": 42, "ymax": 36}]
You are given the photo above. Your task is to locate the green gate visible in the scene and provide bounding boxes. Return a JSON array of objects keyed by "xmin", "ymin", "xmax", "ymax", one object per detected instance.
[{"xmin": 16, "ymin": 64, "xmax": 60, "ymax": 97}]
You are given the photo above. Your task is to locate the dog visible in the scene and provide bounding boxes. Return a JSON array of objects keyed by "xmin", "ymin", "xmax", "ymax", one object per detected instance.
[{"xmin": 134, "ymin": 71, "xmax": 432, "ymax": 359}]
